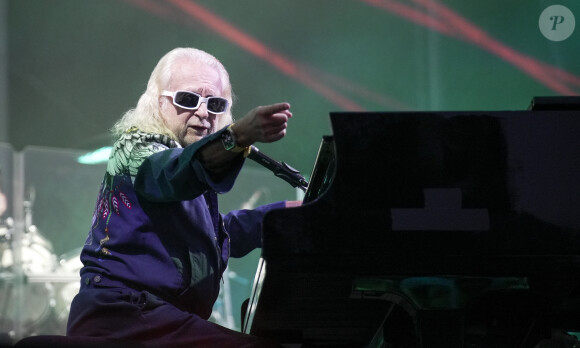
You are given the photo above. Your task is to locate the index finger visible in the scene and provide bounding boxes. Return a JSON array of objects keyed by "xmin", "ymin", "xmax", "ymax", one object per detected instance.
[{"xmin": 259, "ymin": 102, "xmax": 291, "ymax": 116}]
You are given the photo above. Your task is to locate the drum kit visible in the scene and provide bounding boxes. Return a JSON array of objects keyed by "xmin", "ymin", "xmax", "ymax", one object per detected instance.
[{"xmin": 0, "ymin": 213, "xmax": 82, "ymax": 339}]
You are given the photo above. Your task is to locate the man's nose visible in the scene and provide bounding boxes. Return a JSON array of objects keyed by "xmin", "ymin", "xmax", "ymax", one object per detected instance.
[{"xmin": 195, "ymin": 102, "xmax": 209, "ymax": 118}]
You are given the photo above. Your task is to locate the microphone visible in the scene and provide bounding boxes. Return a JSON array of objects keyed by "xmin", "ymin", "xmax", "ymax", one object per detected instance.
[{"xmin": 245, "ymin": 145, "xmax": 309, "ymax": 192}]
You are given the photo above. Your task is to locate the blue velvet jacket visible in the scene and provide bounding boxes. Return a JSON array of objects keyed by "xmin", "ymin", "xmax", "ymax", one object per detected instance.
[{"xmin": 78, "ymin": 127, "xmax": 285, "ymax": 318}]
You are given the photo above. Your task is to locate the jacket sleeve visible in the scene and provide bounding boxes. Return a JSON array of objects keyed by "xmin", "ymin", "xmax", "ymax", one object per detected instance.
[
  {"xmin": 224, "ymin": 201, "xmax": 287, "ymax": 258},
  {"xmin": 134, "ymin": 129, "xmax": 244, "ymax": 202}
]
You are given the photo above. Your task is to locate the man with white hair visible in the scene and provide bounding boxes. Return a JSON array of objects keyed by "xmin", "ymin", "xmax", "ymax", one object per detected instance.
[{"xmin": 66, "ymin": 47, "xmax": 297, "ymax": 347}]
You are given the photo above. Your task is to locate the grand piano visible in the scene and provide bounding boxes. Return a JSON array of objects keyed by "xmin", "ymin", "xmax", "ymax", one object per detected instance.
[{"xmin": 243, "ymin": 97, "xmax": 580, "ymax": 347}]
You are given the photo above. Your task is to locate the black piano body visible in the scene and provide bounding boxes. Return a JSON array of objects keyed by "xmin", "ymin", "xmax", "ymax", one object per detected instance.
[{"xmin": 243, "ymin": 101, "xmax": 580, "ymax": 347}]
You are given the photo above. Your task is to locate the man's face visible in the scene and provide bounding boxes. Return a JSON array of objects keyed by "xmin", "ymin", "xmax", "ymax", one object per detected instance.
[{"xmin": 160, "ymin": 59, "xmax": 225, "ymax": 146}]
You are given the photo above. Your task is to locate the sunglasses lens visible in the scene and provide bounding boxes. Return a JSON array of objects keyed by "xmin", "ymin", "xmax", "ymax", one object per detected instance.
[
  {"xmin": 207, "ymin": 98, "xmax": 228, "ymax": 113},
  {"xmin": 174, "ymin": 92, "xmax": 200, "ymax": 109}
]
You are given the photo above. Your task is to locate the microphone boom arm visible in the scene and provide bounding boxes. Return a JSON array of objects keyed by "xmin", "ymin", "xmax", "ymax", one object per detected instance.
[{"xmin": 246, "ymin": 145, "xmax": 309, "ymax": 192}]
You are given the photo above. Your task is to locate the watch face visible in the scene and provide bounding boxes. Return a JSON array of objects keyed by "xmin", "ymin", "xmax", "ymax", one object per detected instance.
[{"xmin": 222, "ymin": 129, "xmax": 235, "ymax": 150}]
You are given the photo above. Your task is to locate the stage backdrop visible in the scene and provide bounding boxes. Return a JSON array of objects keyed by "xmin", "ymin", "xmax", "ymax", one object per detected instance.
[{"xmin": 6, "ymin": 0, "xmax": 579, "ymax": 172}]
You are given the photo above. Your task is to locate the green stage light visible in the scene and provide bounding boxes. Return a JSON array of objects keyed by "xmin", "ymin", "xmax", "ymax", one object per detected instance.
[{"xmin": 77, "ymin": 146, "xmax": 112, "ymax": 164}]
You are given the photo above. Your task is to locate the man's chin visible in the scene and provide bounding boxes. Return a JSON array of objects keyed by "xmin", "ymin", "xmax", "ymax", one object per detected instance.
[
  {"xmin": 181, "ymin": 127, "xmax": 214, "ymax": 146},
  {"xmin": 181, "ymin": 131, "xmax": 203, "ymax": 146},
  {"xmin": 184, "ymin": 133, "xmax": 208, "ymax": 146}
]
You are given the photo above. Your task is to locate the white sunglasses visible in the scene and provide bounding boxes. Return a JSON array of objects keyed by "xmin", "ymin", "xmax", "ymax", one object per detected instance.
[{"xmin": 162, "ymin": 90, "xmax": 229, "ymax": 114}]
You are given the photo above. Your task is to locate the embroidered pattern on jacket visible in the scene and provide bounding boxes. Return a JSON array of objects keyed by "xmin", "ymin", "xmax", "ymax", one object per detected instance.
[{"xmin": 86, "ymin": 128, "xmax": 179, "ymax": 256}]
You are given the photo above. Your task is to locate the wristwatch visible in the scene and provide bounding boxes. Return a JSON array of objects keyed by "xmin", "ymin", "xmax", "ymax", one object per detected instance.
[{"xmin": 221, "ymin": 124, "xmax": 247, "ymax": 153}]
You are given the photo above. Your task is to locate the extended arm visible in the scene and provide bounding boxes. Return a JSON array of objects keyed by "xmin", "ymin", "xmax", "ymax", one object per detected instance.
[{"xmin": 197, "ymin": 102, "xmax": 292, "ymax": 176}]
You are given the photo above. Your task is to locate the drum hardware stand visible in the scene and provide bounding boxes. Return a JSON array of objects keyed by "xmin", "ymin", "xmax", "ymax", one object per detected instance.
[{"xmin": 2, "ymin": 151, "xmax": 25, "ymax": 342}]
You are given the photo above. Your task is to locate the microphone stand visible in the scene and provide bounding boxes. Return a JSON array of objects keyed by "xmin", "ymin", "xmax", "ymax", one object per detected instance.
[{"xmin": 245, "ymin": 145, "xmax": 309, "ymax": 192}]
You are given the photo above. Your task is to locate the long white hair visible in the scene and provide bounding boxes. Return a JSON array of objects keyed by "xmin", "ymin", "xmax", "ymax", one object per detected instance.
[{"xmin": 111, "ymin": 47, "xmax": 234, "ymax": 139}]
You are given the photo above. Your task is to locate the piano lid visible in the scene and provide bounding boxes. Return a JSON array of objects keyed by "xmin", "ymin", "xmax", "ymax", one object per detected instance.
[{"xmin": 262, "ymin": 109, "xmax": 580, "ymax": 270}]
